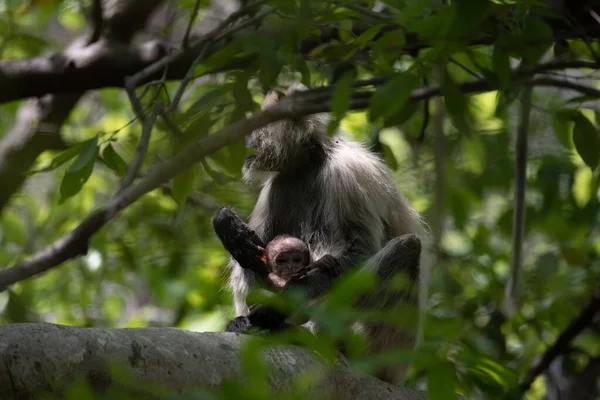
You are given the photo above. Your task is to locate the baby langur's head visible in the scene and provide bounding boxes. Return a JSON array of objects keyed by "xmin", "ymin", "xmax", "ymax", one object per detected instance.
[{"xmin": 265, "ymin": 235, "xmax": 310, "ymax": 288}]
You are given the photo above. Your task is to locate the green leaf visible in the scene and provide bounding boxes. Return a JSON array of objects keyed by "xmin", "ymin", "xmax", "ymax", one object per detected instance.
[
  {"xmin": 446, "ymin": 0, "xmax": 491, "ymax": 39},
  {"xmin": 369, "ymin": 71, "xmax": 418, "ymax": 122},
  {"xmin": 495, "ymin": 86, "xmax": 521, "ymax": 117},
  {"xmin": 183, "ymin": 114, "xmax": 216, "ymax": 140},
  {"xmin": 9, "ymin": 32, "xmax": 48, "ymax": 57},
  {"xmin": 28, "ymin": 141, "xmax": 87, "ymax": 175},
  {"xmin": 59, "ymin": 135, "xmax": 99, "ymax": 203},
  {"xmin": 328, "ymin": 70, "xmax": 355, "ymax": 136},
  {"xmin": 427, "ymin": 360, "xmax": 457, "ymax": 400},
  {"xmin": 232, "ymin": 75, "xmax": 256, "ymax": 114},
  {"xmin": 339, "ymin": 20, "xmax": 352, "ymax": 42},
  {"xmin": 1, "ymin": 210, "xmax": 27, "ymax": 246},
  {"xmin": 354, "ymin": 24, "xmax": 383, "ymax": 48},
  {"xmin": 551, "ymin": 111, "xmax": 574, "ymax": 149},
  {"xmin": 297, "ymin": 57, "xmax": 312, "ymax": 86},
  {"xmin": 244, "ymin": 33, "xmax": 282, "ymax": 90},
  {"xmin": 380, "ymin": 142, "xmax": 398, "ymax": 171},
  {"xmin": 325, "ymin": 269, "xmax": 376, "ymax": 310},
  {"xmin": 441, "ymin": 67, "xmax": 469, "ymax": 132},
  {"xmin": 521, "ymin": 17, "xmax": 553, "ymax": 65},
  {"xmin": 382, "ymin": 101, "xmax": 419, "ymax": 127},
  {"xmin": 572, "ymin": 113, "xmax": 600, "ymax": 169},
  {"xmin": 226, "ymin": 137, "xmax": 246, "ymax": 177},
  {"xmin": 184, "ymin": 87, "xmax": 228, "ymax": 117},
  {"xmin": 193, "ymin": 40, "xmax": 245, "ymax": 76},
  {"xmin": 259, "ymin": 54, "xmax": 282, "ymax": 90},
  {"xmin": 171, "ymin": 166, "xmax": 196, "ymax": 204},
  {"xmin": 201, "ymin": 159, "xmax": 233, "ymax": 184},
  {"xmin": 69, "ymin": 135, "xmax": 99, "ymax": 172},
  {"xmin": 322, "ymin": 44, "xmax": 358, "ymax": 63},
  {"xmin": 372, "ymin": 29, "xmax": 405, "ymax": 54},
  {"xmin": 101, "ymin": 144, "xmax": 127, "ymax": 177}
]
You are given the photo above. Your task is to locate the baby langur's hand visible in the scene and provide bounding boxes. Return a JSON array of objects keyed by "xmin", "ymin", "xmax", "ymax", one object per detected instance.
[{"xmin": 284, "ymin": 255, "xmax": 341, "ymax": 288}]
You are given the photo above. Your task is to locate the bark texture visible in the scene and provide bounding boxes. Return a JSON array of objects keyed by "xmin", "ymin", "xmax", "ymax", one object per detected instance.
[{"xmin": 0, "ymin": 323, "xmax": 434, "ymax": 399}]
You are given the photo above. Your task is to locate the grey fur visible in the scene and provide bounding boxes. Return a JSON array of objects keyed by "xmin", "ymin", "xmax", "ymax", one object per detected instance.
[{"xmin": 228, "ymin": 83, "xmax": 432, "ymax": 385}]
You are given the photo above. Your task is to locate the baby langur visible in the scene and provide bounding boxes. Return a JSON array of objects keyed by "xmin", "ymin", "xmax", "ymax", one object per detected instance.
[{"xmin": 264, "ymin": 235, "xmax": 310, "ymax": 289}]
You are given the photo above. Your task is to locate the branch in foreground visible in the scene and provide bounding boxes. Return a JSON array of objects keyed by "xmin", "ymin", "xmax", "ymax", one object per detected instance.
[
  {"xmin": 0, "ymin": 323, "xmax": 432, "ymax": 399},
  {"xmin": 2, "ymin": 74, "xmax": 600, "ymax": 289},
  {"xmin": 519, "ymin": 287, "xmax": 600, "ymax": 394},
  {"xmin": 0, "ymin": 0, "xmax": 230, "ymax": 214},
  {"xmin": 4, "ymin": 0, "xmax": 600, "ymax": 105}
]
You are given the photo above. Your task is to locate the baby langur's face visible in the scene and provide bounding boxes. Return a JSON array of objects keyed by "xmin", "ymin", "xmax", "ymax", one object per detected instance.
[{"xmin": 264, "ymin": 235, "xmax": 310, "ymax": 288}]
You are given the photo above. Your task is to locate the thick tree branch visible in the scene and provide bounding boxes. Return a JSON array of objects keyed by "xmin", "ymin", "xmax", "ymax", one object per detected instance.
[
  {"xmin": 0, "ymin": 0, "xmax": 265, "ymax": 105},
  {"xmin": 0, "ymin": 323, "xmax": 432, "ymax": 399},
  {"xmin": 0, "ymin": 0, "xmax": 165, "ymax": 213},
  {"xmin": 2, "ymin": 72, "xmax": 600, "ymax": 289},
  {"xmin": 3, "ymin": 3, "xmax": 600, "ymax": 105}
]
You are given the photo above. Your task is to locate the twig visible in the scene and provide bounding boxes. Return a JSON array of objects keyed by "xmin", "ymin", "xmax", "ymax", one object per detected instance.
[
  {"xmin": 0, "ymin": 94, "xmax": 297, "ymax": 290},
  {"xmin": 336, "ymin": 2, "xmax": 394, "ymax": 24},
  {"xmin": 169, "ymin": 45, "xmax": 209, "ymax": 111},
  {"xmin": 118, "ymin": 106, "xmax": 158, "ymax": 191},
  {"xmin": 124, "ymin": 79, "xmax": 147, "ymax": 122},
  {"xmin": 449, "ymin": 57, "xmax": 482, "ymax": 79},
  {"xmin": 4, "ymin": 75, "xmax": 600, "ymax": 289},
  {"xmin": 530, "ymin": 76, "xmax": 600, "ymax": 97},
  {"xmin": 158, "ymin": 108, "xmax": 184, "ymax": 137},
  {"xmin": 432, "ymin": 67, "xmax": 445, "ymax": 252},
  {"xmin": 128, "ymin": 0, "xmax": 268, "ymax": 88},
  {"xmin": 417, "ymin": 75, "xmax": 430, "ymax": 142},
  {"xmin": 170, "ymin": 9, "xmax": 273, "ymax": 111},
  {"xmin": 160, "ymin": 183, "xmax": 218, "ymax": 210},
  {"xmin": 182, "ymin": 0, "xmax": 202, "ymax": 49},
  {"xmin": 519, "ymin": 287, "xmax": 600, "ymax": 394},
  {"xmin": 504, "ymin": 80, "xmax": 532, "ymax": 317}
]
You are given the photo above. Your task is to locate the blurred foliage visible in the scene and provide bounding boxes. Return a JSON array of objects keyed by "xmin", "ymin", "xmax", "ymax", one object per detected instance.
[{"xmin": 2, "ymin": 0, "xmax": 600, "ymax": 399}]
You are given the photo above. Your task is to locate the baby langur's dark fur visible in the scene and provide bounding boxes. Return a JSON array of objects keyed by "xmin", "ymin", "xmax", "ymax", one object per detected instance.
[{"xmin": 213, "ymin": 82, "xmax": 431, "ymax": 385}]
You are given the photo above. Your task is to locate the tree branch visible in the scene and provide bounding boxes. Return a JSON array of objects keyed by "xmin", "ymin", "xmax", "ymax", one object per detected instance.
[
  {"xmin": 118, "ymin": 106, "xmax": 158, "ymax": 191},
  {"xmin": 0, "ymin": 0, "xmax": 165, "ymax": 214},
  {"xmin": 0, "ymin": 323, "xmax": 433, "ymax": 399},
  {"xmin": 182, "ymin": 0, "xmax": 201, "ymax": 48},
  {"xmin": 519, "ymin": 287, "xmax": 600, "ymax": 394},
  {"xmin": 504, "ymin": 79, "xmax": 533, "ymax": 317},
  {"xmin": 2, "ymin": 72, "xmax": 600, "ymax": 289},
  {"xmin": 3, "ymin": 4, "xmax": 600, "ymax": 105}
]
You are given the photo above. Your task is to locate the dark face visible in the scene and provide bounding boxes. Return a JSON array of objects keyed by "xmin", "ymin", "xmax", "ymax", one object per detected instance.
[
  {"xmin": 244, "ymin": 120, "xmax": 299, "ymax": 173},
  {"xmin": 244, "ymin": 86, "xmax": 321, "ymax": 175},
  {"xmin": 273, "ymin": 251, "xmax": 310, "ymax": 277}
]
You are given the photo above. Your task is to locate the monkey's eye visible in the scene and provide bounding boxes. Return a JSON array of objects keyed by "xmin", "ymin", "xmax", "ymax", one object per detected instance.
[
  {"xmin": 292, "ymin": 256, "xmax": 302, "ymax": 263},
  {"xmin": 276, "ymin": 256, "xmax": 288, "ymax": 264}
]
